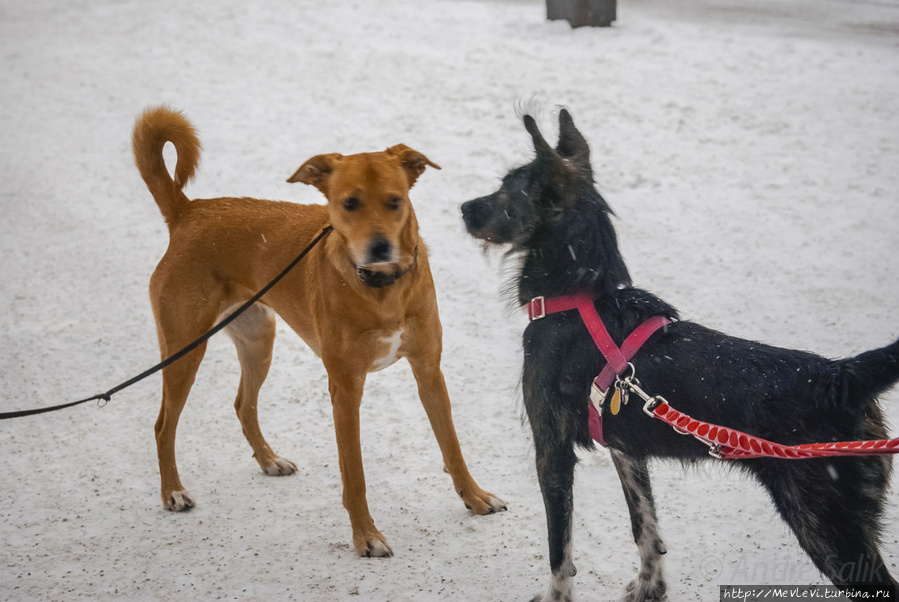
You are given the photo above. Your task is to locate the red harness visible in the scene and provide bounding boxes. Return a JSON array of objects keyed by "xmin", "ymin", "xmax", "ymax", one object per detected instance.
[
  {"xmin": 528, "ymin": 293, "xmax": 899, "ymax": 459},
  {"xmin": 528, "ymin": 293, "xmax": 670, "ymax": 446}
]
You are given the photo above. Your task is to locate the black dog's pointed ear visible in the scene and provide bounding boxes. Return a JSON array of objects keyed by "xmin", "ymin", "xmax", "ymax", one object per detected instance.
[
  {"xmin": 525, "ymin": 114, "xmax": 567, "ymax": 174},
  {"xmin": 557, "ymin": 109, "xmax": 590, "ymax": 164},
  {"xmin": 524, "ymin": 115, "xmax": 555, "ymax": 158},
  {"xmin": 524, "ymin": 113, "xmax": 581, "ymax": 206}
]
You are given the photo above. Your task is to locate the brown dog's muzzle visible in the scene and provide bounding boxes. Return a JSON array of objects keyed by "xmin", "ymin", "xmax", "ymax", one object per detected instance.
[{"xmin": 356, "ymin": 245, "xmax": 419, "ymax": 288}]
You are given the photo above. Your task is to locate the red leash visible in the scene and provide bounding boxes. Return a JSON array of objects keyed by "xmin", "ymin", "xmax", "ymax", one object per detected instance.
[
  {"xmin": 642, "ymin": 396, "xmax": 899, "ymax": 460},
  {"xmin": 528, "ymin": 293, "xmax": 899, "ymax": 460}
]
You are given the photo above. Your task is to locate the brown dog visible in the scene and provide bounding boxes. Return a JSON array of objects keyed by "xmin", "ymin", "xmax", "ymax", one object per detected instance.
[{"xmin": 132, "ymin": 106, "xmax": 505, "ymax": 557}]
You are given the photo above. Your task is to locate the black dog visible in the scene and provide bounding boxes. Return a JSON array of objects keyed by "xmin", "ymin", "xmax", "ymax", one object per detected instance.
[{"xmin": 461, "ymin": 110, "xmax": 898, "ymax": 601}]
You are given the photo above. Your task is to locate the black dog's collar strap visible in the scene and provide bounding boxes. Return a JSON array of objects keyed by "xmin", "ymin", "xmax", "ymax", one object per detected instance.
[{"xmin": 356, "ymin": 245, "xmax": 419, "ymax": 288}]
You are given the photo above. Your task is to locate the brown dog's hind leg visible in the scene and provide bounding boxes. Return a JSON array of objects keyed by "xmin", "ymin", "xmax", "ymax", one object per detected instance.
[
  {"xmin": 407, "ymin": 354, "xmax": 506, "ymax": 515},
  {"xmin": 154, "ymin": 341, "xmax": 208, "ymax": 512},
  {"xmin": 151, "ymin": 269, "xmax": 220, "ymax": 512},
  {"xmin": 225, "ymin": 303, "xmax": 297, "ymax": 476}
]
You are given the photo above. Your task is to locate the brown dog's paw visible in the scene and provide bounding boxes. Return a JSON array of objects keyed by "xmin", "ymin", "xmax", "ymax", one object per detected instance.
[
  {"xmin": 163, "ymin": 490, "xmax": 195, "ymax": 512},
  {"xmin": 362, "ymin": 539, "xmax": 393, "ymax": 558},
  {"xmin": 353, "ymin": 531, "xmax": 393, "ymax": 558},
  {"xmin": 458, "ymin": 487, "xmax": 508, "ymax": 515},
  {"xmin": 262, "ymin": 457, "xmax": 298, "ymax": 476}
]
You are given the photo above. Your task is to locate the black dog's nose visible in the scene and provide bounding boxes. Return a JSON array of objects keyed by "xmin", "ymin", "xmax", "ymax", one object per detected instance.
[
  {"xmin": 368, "ymin": 236, "xmax": 392, "ymax": 262},
  {"xmin": 461, "ymin": 199, "xmax": 488, "ymax": 231}
]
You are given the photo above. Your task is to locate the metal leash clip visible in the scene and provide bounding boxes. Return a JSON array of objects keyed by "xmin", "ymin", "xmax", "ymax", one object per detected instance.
[
  {"xmin": 604, "ymin": 367, "xmax": 663, "ymax": 419},
  {"xmin": 623, "ymin": 376, "xmax": 729, "ymax": 460}
]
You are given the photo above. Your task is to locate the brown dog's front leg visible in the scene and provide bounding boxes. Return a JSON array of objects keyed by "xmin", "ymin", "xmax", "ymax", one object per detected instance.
[
  {"xmin": 327, "ymin": 370, "xmax": 393, "ymax": 558},
  {"xmin": 407, "ymin": 354, "xmax": 506, "ymax": 515}
]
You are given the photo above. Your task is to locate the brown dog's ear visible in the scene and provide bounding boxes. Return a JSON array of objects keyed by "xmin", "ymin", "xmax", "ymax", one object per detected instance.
[
  {"xmin": 287, "ymin": 153, "xmax": 343, "ymax": 194},
  {"xmin": 387, "ymin": 144, "xmax": 441, "ymax": 188}
]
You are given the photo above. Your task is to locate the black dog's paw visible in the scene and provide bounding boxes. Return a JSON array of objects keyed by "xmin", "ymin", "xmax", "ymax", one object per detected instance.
[
  {"xmin": 531, "ymin": 592, "xmax": 573, "ymax": 602},
  {"xmin": 623, "ymin": 578, "xmax": 667, "ymax": 602}
]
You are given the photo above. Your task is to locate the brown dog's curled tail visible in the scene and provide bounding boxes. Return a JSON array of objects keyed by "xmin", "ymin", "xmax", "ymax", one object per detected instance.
[{"xmin": 132, "ymin": 106, "xmax": 201, "ymax": 227}]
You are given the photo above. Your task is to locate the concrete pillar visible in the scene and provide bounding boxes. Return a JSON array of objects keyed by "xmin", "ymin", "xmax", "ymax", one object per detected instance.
[{"xmin": 546, "ymin": 0, "xmax": 616, "ymax": 28}]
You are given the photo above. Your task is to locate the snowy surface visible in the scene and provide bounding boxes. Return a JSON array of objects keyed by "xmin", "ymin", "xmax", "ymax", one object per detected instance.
[{"xmin": 1, "ymin": 0, "xmax": 898, "ymax": 600}]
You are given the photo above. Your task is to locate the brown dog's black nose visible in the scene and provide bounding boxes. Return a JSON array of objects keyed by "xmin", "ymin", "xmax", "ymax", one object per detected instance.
[{"xmin": 368, "ymin": 236, "xmax": 392, "ymax": 262}]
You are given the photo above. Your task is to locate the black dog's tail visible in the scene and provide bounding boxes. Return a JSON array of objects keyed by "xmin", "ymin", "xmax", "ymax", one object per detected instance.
[{"xmin": 839, "ymin": 338, "xmax": 899, "ymax": 405}]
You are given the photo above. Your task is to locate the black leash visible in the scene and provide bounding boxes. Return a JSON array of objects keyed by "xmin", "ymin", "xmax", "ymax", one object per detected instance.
[{"xmin": 0, "ymin": 225, "xmax": 333, "ymax": 421}]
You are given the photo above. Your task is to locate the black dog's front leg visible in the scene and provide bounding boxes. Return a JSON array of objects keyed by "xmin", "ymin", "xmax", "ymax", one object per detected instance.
[
  {"xmin": 523, "ymin": 325, "xmax": 585, "ymax": 601},
  {"xmin": 610, "ymin": 450, "xmax": 667, "ymax": 601},
  {"xmin": 532, "ymin": 435, "xmax": 578, "ymax": 602}
]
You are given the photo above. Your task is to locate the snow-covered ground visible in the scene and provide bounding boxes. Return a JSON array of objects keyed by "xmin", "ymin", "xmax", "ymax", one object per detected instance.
[{"xmin": 1, "ymin": 0, "xmax": 897, "ymax": 600}]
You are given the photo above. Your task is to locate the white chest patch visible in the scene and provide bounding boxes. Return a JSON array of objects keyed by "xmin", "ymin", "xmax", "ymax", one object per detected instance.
[{"xmin": 370, "ymin": 330, "xmax": 404, "ymax": 372}]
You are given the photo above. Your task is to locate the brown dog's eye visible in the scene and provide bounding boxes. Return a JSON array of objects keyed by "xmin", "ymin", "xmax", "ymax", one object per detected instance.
[
  {"xmin": 343, "ymin": 197, "xmax": 359, "ymax": 212},
  {"xmin": 387, "ymin": 196, "xmax": 402, "ymax": 211}
]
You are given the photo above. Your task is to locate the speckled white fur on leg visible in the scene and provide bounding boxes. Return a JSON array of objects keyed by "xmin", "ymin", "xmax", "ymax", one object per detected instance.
[
  {"xmin": 611, "ymin": 451, "xmax": 667, "ymax": 601},
  {"xmin": 532, "ymin": 542, "xmax": 575, "ymax": 602}
]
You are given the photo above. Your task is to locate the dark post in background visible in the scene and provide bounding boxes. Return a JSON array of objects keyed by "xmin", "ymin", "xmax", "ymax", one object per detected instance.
[{"xmin": 546, "ymin": 0, "xmax": 617, "ymax": 27}]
